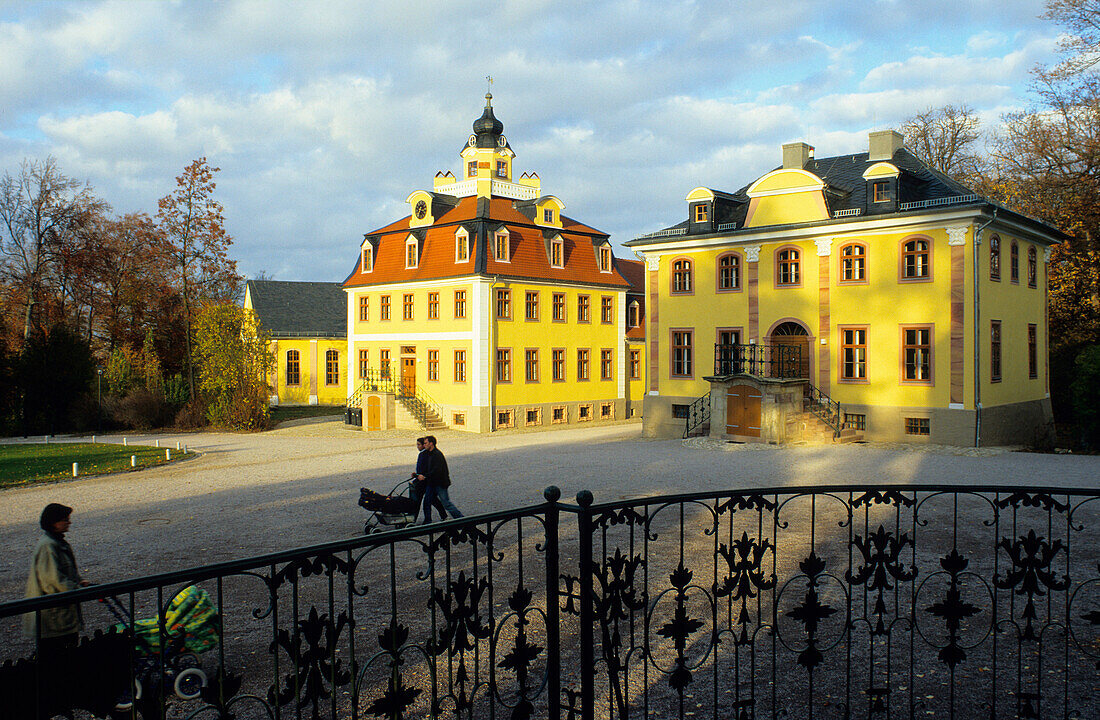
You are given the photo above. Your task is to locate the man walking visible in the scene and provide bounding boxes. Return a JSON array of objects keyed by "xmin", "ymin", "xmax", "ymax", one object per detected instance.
[
  {"xmin": 417, "ymin": 436, "xmax": 464, "ymax": 523},
  {"xmin": 410, "ymin": 437, "xmax": 446, "ymax": 522}
]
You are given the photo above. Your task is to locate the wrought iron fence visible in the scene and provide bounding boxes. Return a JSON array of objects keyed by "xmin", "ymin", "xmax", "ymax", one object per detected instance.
[
  {"xmin": 805, "ymin": 383, "xmax": 844, "ymax": 437},
  {"xmin": 714, "ymin": 343, "xmax": 804, "ymax": 379},
  {"xmin": 682, "ymin": 392, "xmax": 711, "ymax": 439},
  {"xmin": 2, "ymin": 485, "xmax": 1098, "ymax": 720}
]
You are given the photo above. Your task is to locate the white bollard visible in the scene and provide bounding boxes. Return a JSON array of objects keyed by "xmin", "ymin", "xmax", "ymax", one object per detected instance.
[
  {"xmin": 166, "ymin": 449, "xmax": 171, "ymax": 460},
  {"xmin": 183, "ymin": 445, "xmax": 188, "ymax": 453},
  {"xmin": 176, "ymin": 441, "xmax": 181, "ymax": 450},
  {"xmin": 92, "ymin": 435, "xmax": 96, "ymax": 444},
  {"xmin": 155, "ymin": 439, "xmax": 160, "ymax": 448},
  {"xmin": 123, "ymin": 437, "xmax": 128, "ymax": 446},
  {"xmin": 72, "ymin": 462, "xmax": 79, "ymax": 477},
  {"xmin": 44, "ymin": 436, "xmax": 49, "ymax": 444},
  {"xmin": 131, "ymin": 455, "xmax": 136, "ymax": 467}
]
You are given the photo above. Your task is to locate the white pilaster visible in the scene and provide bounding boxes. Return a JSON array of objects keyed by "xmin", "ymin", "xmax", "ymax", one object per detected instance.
[
  {"xmin": 946, "ymin": 226, "xmax": 968, "ymax": 246},
  {"xmin": 472, "ymin": 278, "xmax": 492, "ymax": 407}
]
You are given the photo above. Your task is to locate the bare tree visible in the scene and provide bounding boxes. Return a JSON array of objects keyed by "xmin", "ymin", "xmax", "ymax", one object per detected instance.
[
  {"xmin": 901, "ymin": 105, "xmax": 982, "ymax": 181},
  {"xmin": 0, "ymin": 158, "xmax": 105, "ymax": 342},
  {"xmin": 1043, "ymin": 0, "xmax": 1100, "ymax": 78}
]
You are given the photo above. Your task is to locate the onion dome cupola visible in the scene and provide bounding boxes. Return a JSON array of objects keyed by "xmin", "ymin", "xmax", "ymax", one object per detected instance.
[{"xmin": 472, "ymin": 92, "xmax": 505, "ymax": 148}]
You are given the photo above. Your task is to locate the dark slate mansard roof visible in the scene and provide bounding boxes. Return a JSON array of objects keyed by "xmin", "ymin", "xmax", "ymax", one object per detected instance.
[
  {"xmin": 246, "ymin": 280, "xmax": 346, "ymax": 337},
  {"xmin": 631, "ymin": 148, "xmax": 1069, "ymax": 243}
]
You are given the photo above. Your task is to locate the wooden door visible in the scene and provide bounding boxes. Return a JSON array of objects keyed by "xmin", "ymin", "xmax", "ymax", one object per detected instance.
[
  {"xmin": 770, "ymin": 330, "xmax": 810, "ymax": 379},
  {"xmin": 401, "ymin": 357, "xmax": 416, "ymax": 396},
  {"xmin": 366, "ymin": 396, "xmax": 381, "ymax": 431},
  {"xmin": 725, "ymin": 384, "xmax": 762, "ymax": 437}
]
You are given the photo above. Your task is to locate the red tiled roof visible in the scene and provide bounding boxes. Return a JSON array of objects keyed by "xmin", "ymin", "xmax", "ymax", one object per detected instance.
[
  {"xmin": 344, "ymin": 197, "xmax": 631, "ymax": 290},
  {"xmin": 614, "ymin": 258, "xmax": 645, "ymax": 294}
]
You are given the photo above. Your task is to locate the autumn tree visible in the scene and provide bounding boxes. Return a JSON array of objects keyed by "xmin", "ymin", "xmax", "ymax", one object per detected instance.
[
  {"xmin": 157, "ymin": 158, "xmax": 240, "ymax": 401},
  {"xmin": 193, "ymin": 302, "xmax": 274, "ymax": 430},
  {"xmin": 0, "ymin": 158, "xmax": 105, "ymax": 342},
  {"xmin": 901, "ymin": 105, "xmax": 983, "ymax": 181}
]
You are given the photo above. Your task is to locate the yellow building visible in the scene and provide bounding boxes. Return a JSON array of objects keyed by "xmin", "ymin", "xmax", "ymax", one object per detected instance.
[
  {"xmin": 343, "ymin": 94, "xmax": 643, "ymax": 432},
  {"xmin": 626, "ymin": 131, "xmax": 1066, "ymax": 445},
  {"xmin": 243, "ymin": 280, "xmax": 347, "ymax": 406}
]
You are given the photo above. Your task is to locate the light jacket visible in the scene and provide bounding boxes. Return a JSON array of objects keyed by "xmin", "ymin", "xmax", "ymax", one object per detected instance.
[{"xmin": 24, "ymin": 531, "xmax": 84, "ymax": 639}]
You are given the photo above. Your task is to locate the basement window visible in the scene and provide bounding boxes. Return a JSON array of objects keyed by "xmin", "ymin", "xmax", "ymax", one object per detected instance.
[{"xmin": 904, "ymin": 417, "xmax": 930, "ymax": 436}]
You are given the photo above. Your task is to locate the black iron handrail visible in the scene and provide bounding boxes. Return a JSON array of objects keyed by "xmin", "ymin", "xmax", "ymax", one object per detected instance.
[
  {"xmin": 344, "ymin": 364, "xmax": 396, "ymax": 426},
  {"xmin": 713, "ymin": 342, "xmax": 804, "ymax": 378},
  {"xmin": 805, "ymin": 381, "xmax": 844, "ymax": 437},
  {"xmin": 5, "ymin": 484, "xmax": 1098, "ymax": 720},
  {"xmin": 682, "ymin": 391, "xmax": 710, "ymax": 438},
  {"xmin": 398, "ymin": 384, "xmax": 446, "ymax": 428}
]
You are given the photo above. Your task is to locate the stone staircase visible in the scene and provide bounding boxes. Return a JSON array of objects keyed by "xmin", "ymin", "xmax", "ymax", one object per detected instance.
[
  {"xmin": 395, "ymin": 395, "xmax": 447, "ymax": 432},
  {"xmin": 785, "ymin": 406, "xmax": 863, "ymax": 444}
]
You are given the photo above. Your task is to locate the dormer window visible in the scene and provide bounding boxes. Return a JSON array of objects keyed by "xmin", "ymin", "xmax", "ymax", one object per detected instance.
[
  {"xmin": 495, "ymin": 229, "xmax": 510, "ymax": 262},
  {"xmin": 405, "ymin": 236, "xmax": 418, "ymax": 269},
  {"xmin": 497, "ymin": 160, "xmax": 507, "ymax": 178},
  {"xmin": 361, "ymin": 245, "xmax": 373, "ymax": 273},
  {"xmin": 544, "ymin": 208, "xmax": 554, "ymax": 223},
  {"xmin": 598, "ymin": 246, "xmax": 612, "ymax": 273},
  {"xmin": 455, "ymin": 228, "xmax": 469, "ymax": 263},
  {"xmin": 694, "ymin": 204, "xmax": 708, "ymax": 222},
  {"xmin": 468, "ymin": 161, "xmax": 478, "ymax": 178},
  {"xmin": 628, "ymin": 300, "xmax": 640, "ymax": 328},
  {"xmin": 872, "ymin": 181, "xmax": 892, "ymax": 203},
  {"xmin": 550, "ymin": 236, "xmax": 564, "ymax": 268}
]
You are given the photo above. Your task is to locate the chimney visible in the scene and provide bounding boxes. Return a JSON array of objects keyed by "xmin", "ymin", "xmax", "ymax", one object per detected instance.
[
  {"xmin": 868, "ymin": 130, "xmax": 904, "ymax": 161},
  {"xmin": 782, "ymin": 142, "xmax": 814, "ymax": 169}
]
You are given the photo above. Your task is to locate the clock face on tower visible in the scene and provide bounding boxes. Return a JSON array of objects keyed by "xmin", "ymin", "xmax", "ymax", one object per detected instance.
[{"xmin": 414, "ymin": 200, "xmax": 427, "ymax": 219}]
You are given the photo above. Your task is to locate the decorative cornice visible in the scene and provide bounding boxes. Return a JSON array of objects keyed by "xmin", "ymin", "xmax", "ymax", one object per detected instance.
[
  {"xmin": 1043, "ymin": 247, "xmax": 1053, "ymax": 262},
  {"xmin": 814, "ymin": 238, "xmax": 832, "ymax": 257},
  {"xmin": 744, "ymin": 245, "xmax": 761, "ymax": 263},
  {"xmin": 946, "ymin": 226, "xmax": 968, "ymax": 246},
  {"xmin": 646, "ymin": 255, "xmax": 660, "ymax": 272}
]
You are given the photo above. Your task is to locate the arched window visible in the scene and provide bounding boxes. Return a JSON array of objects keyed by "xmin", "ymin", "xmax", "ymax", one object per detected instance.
[
  {"xmin": 1010, "ymin": 241, "xmax": 1019, "ymax": 283},
  {"xmin": 776, "ymin": 247, "xmax": 800, "ymax": 286},
  {"xmin": 717, "ymin": 253, "xmax": 741, "ymax": 291},
  {"xmin": 1028, "ymin": 246, "xmax": 1037, "ymax": 287},
  {"xmin": 840, "ymin": 243, "xmax": 866, "ymax": 282},
  {"xmin": 671, "ymin": 259, "xmax": 693, "ymax": 293},
  {"xmin": 325, "ymin": 349, "xmax": 339, "ymax": 386},
  {"xmin": 286, "ymin": 350, "xmax": 301, "ymax": 386},
  {"xmin": 901, "ymin": 238, "xmax": 930, "ymax": 280},
  {"xmin": 989, "ymin": 234, "xmax": 1000, "ymax": 280}
]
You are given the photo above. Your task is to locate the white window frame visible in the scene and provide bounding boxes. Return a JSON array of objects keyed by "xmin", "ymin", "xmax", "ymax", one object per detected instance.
[
  {"xmin": 455, "ymin": 228, "xmax": 470, "ymax": 263},
  {"xmin": 405, "ymin": 235, "xmax": 418, "ymax": 269},
  {"xmin": 361, "ymin": 245, "xmax": 373, "ymax": 273},
  {"xmin": 550, "ymin": 235, "xmax": 564, "ymax": 268},
  {"xmin": 495, "ymin": 228, "xmax": 511, "ymax": 263}
]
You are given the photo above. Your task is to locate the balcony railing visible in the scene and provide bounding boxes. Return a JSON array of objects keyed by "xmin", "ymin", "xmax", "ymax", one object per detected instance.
[
  {"xmin": 713, "ymin": 342, "xmax": 805, "ymax": 378},
  {"xmin": 3, "ymin": 485, "xmax": 1097, "ymax": 720}
]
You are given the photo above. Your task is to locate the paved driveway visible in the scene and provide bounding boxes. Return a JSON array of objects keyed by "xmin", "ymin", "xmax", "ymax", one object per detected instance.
[{"xmin": 2, "ymin": 418, "xmax": 1098, "ymax": 598}]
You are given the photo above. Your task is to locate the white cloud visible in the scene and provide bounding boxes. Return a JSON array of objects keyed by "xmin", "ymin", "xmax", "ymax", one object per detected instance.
[{"xmin": 0, "ymin": 0, "xmax": 1067, "ymax": 279}]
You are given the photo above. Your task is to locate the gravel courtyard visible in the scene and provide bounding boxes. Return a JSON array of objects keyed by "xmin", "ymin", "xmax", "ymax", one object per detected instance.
[
  {"xmin": 2, "ymin": 418, "xmax": 1098, "ymax": 718},
  {"xmin": 2, "ymin": 417, "xmax": 1098, "ymax": 597}
]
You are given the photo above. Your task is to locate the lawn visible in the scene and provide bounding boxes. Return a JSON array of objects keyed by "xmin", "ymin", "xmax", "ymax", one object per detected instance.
[
  {"xmin": 0, "ymin": 443, "xmax": 177, "ymax": 488},
  {"xmin": 269, "ymin": 404, "xmax": 345, "ymax": 425}
]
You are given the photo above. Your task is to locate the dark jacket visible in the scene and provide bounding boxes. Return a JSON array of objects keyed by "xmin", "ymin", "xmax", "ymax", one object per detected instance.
[{"xmin": 424, "ymin": 448, "xmax": 451, "ymax": 488}]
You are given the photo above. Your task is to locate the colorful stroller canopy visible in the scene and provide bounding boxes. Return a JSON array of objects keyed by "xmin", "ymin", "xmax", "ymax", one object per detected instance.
[{"xmin": 116, "ymin": 585, "xmax": 220, "ymax": 655}]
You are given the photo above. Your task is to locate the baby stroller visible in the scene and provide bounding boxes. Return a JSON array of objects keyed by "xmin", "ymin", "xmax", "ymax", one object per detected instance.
[
  {"xmin": 358, "ymin": 478, "xmax": 421, "ymax": 534},
  {"xmin": 102, "ymin": 584, "xmax": 219, "ymax": 708}
]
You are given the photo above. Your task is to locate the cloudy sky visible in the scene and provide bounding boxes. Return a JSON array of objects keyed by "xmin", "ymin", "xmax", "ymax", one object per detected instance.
[{"xmin": 0, "ymin": 0, "xmax": 1063, "ymax": 283}]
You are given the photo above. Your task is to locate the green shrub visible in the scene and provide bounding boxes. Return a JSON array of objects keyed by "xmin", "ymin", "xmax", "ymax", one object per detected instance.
[{"xmin": 1070, "ymin": 344, "xmax": 1100, "ymax": 449}]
